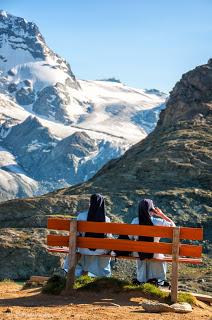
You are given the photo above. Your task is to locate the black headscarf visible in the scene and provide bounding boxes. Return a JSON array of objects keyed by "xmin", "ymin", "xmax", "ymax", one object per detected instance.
[
  {"xmin": 85, "ymin": 194, "xmax": 106, "ymax": 242},
  {"xmin": 138, "ymin": 199, "xmax": 154, "ymax": 260}
]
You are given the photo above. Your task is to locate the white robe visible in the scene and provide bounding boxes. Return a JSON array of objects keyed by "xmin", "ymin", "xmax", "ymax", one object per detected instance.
[
  {"xmin": 130, "ymin": 216, "xmax": 175, "ymax": 283},
  {"xmin": 64, "ymin": 211, "xmax": 111, "ymax": 277}
]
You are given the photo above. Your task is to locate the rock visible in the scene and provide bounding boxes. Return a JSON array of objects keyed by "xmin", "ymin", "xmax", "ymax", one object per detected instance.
[
  {"xmin": 0, "ymin": 228, "xmax": 62, "ymax": 280},
  {"xmin": 16, "ymin": 87, "xmax": 36, "ymax": 105},
  {"xmin": 140, "ymin": 301, "xmax": 173, "ymax": 313},
  {"xmin": 171, "ymin": 302, "xmax": 192, "ymax": 313},
  {"xmin": 4, "ymin": 308, "xmax": 12, "ymax": 313},
  {"xmin": 32, "ymin": 85, "xmax": 71, "ymax": 123},
  {"xmin": 141, "ymin": 301, "xmax": 193, "ymax": 314},
  {"xmin": 197, "ymin": 279, "xmax": 205, "ymax": 283}
]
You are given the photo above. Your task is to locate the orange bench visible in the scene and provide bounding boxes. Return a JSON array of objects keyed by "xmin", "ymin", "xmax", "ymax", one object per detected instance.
[{"xmin": 47, "ymin": 217, "xmax": 203, "ymax": 302}]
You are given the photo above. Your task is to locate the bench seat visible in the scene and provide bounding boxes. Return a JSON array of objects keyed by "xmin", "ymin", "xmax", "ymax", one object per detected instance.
[{"xmin": 47, "ymin": 248, "xmax": 202, "ymax": 264}]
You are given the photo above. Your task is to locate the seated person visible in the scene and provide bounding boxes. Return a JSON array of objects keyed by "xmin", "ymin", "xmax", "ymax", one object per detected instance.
[
  {"xmin": 64, "ymin": 193, "xmax": 111, "ymax": 277},
  {"xmin": 130, "ymin": 198, "xmax": 175, "ymax": 286}
]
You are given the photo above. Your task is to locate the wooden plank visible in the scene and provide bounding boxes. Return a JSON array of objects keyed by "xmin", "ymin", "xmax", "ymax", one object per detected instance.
[
  {"xmin": 47, "ymin": 234, "xmax": 202, "ymax": 257},
  {"xmin": 179, "ymin": 244, "xmax": 202, "ymax": 258},
  {"xmin": 47, "ymin": 234, "xmax": 69, "ymax": 247},
  {"xmin": 65, "ymin": 220, "xmax": 77, "ymax": 292},
  {"xmin": 78, "ymin": 221, "xmax": 174, "ymax": 238},
  {"xmin": 78, "ymin": 222, "xmax": 203, "ymax": 240},
  {"xmin": 180, "ymin": 227, "xmax": 203, "ymax": 240},
  {"xmin": 48, "ymin": 218, "xmax": 203, "ymax": 240},
  {"xmin": 77, "ymin": 237, "xmax": 173, "ymax": 255},
  {"xmin": 171, "ymin": 227, "xmax": 180, "ymax": 303},
  {"xmin": 29, "ymin": 276, "xmax": 50, "ymax": 283},
  {"xmin": 77, "ymin": 237, "xmax": 202, "ymax": 257},
  {"xmin": 48, "ymin": 218, "xmax": 70, "ymax": 231},
  {"xmin": 191, "ymin": 292, "xmax": 212, "ymax": 303},
  {"xmin": 47, "ymin": 248, "xmax": 202, "ymax": 264}
]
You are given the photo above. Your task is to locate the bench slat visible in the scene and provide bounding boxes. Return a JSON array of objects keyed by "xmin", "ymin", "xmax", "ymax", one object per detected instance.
[
  {"xmin": 47, "ymin": 234, "xmax": 69, "ymax": 247},
  {"xmin": 78, "ymin": 221, "xmax": 174, "ymax": 238},
  {"xmin": 47, "ymin": 234, "xmax": 202, "ymax": 258},
  {"xmin": 47, "ymin": 218, "xmax": 70, "ymax": 231},
  {"xmin": 47, "ymin": 248, "xmax": 202, "ymax": 264},
  {"xmin": 47, "ymin": 218, "xmax": 203, "ymax": 240},
  {"xmin": 180, "ymin": 227, "xmax": 203, "ymax": 240},
  {"xmin": 77, "ymin": 237, "xmax": 173, "ymax": 254},
  {"xmin": 179, "ymin": 244, "xmax": 202, "ymax": 258}
]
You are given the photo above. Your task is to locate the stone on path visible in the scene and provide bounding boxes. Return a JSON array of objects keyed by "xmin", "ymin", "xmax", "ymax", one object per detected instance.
[
  {"xmin": 140, "ymin": 301, "xmax": 193, "ymax": 313},
  {"xmin": 140, "ymin": 301, "xmax": 173, "ymax": 313},
  {"xmin": 171, "ymin": 302, "xmax": 192, "ymax": 313}
]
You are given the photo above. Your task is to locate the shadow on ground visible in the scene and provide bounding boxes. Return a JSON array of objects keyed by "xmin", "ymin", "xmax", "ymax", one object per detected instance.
[{"xmin": 0, "ymin": 286, "xmax": 143, "ymax": 308}]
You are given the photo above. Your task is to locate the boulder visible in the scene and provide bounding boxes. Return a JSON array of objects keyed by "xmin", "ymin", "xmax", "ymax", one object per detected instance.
[
  {"xmin": 171, "ymin": 302, "xmax": 192, "ymax": 313},
  {"xmin": 140, "ymin": 301, "xmax": 173, "ymax": 313},
  {"xmin": 140, "ymin": 301, "xmax": 193, "ymax": 313}
]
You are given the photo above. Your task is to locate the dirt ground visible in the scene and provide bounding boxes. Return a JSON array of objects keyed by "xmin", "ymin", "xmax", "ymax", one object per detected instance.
[{"xmin": 0, "ymin": 283, "xmax": 211, "ymax": 320}]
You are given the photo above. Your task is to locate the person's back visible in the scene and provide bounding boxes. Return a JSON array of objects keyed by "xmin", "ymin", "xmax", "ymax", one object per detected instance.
[
  {"xmin": 131, "ymin": 199, "xmax": 175, "ymax": 286},
  {"xmin": 75, "ymin": 194, "xmax": 112, "ymax": 277}
]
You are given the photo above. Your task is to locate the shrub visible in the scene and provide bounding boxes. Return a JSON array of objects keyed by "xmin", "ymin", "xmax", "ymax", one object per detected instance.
[{"xmin": 42, "ymin": 275, "xmax": 66, "ymax": 295}]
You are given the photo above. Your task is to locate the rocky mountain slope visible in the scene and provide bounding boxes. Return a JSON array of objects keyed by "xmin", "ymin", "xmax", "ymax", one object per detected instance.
[
  {"xmin": 0, "ymin": 10, "xmax": 166, "ymax": 201},
  {"xmin": 0, "ymin": 59, "xmax": 211, "ymax": 280}
]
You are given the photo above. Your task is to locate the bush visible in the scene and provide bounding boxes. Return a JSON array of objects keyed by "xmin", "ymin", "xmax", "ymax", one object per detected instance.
[{"xmin": 42, "ymin": 275, "xmax": 66, "ymax": 295}]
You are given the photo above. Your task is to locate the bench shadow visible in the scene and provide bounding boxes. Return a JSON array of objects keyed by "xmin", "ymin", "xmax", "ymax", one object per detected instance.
[{"xmin": 0, "ymin": 287, "xmax": 143, "ymax": 308}]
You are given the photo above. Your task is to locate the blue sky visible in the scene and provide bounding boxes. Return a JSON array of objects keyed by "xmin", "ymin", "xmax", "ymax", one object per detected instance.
[{"xmin": 1, "ymin": 0, "xmax": 212, "ymax": 92}]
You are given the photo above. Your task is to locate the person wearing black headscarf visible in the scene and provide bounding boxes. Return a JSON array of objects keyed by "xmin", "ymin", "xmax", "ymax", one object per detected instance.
[
  {"xmin": 85, "ymin": 193, "xmax": 106, "ymax": 240},
  {"xmin": 138, "ymin": 198, "xmax": 154, "ymax": 260},
  {"xmin": 130, "ymin": 199, "xmax": 175, "ymax": 286},
  {"xmin": 64, "ymin": 193, "xmax": 112, "ymax": 278}
]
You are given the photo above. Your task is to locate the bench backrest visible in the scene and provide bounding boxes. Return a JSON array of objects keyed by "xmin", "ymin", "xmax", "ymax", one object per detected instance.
[{"xmin": 47, "ymin": 218, "xmax": 203, "ymax": 258}]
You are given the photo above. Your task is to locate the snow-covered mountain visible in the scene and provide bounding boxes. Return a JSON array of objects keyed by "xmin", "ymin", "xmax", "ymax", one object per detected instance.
[{"xmin": 0, "ymin": 10, "xmax": 167, "ymax": 201}]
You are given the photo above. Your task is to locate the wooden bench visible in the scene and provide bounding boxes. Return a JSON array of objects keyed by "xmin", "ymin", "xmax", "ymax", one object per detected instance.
[{"xmin": 47, "ymin": 217, "xmax": 203, "ymax": 302}]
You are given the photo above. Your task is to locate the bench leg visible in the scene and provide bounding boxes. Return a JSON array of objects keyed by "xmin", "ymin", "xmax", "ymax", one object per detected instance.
[
  {"xmin": 65, "ymin": 220, "xmax": 77, "ymax": 293},
  {"xmin": 171, "ymin": 227, "xmax": 180, "ymax": 303},
  {"xmin": 171, "ymin": 258, "xmax": 179, "ymax": 303}
]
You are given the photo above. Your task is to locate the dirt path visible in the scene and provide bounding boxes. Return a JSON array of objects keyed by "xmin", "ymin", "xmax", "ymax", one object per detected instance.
[{"xmin": 0, "ymin": 283, "xmax": 211, "ymax": 320}]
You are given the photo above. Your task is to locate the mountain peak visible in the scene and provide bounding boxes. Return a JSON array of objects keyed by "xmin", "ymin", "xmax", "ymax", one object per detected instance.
[
  {"xmin": 158, "ymin": 60, "xmax": 212, "ymax": 128},
  {"xmin": 0, "ymin": 10, "xmax": 40, "ymax": 41},
  {"xmin": 0, "ymin": 11, "xmax": 74, "ymax": 77},
  {"xmin": 0, "ymin": 10, "xmax": 8, "ymax": 18}
]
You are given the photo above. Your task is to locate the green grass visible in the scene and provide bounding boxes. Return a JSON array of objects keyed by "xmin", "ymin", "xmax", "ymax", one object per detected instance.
[
  {"xmin": 125, "ymin": 283, "xmax": 169, "ymax": 299},
  {"xmin": 178, "ymin": 292, "xmax": 197, "ymax": 305},
  {"xmin": 73, "ymin": 276, "xmax": 169, "ymax": 301},
  {"xmin": 74, "ymin": 276, "xmax": 130, "ymax": 291},
  {"xmin": 73, "ymin": 275, "xmax": 96, "ymax": 289},
  {"xmin": 42, "ymin": 275, "xmax": 197, "ymax": 305}
]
